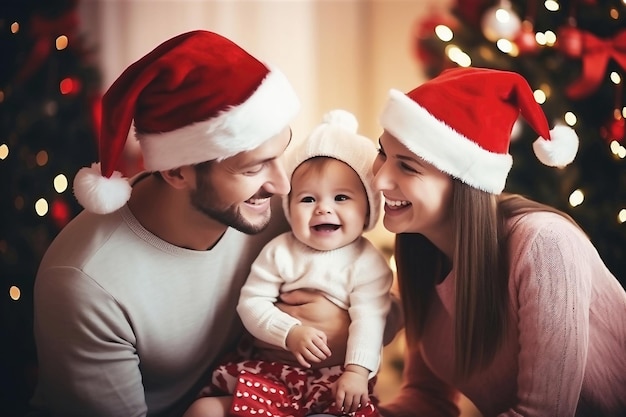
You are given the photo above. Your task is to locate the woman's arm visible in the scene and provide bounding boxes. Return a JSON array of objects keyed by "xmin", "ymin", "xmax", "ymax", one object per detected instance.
[{"xmin": 379, "ymin": 343, "xmax": 460, "ymax": 417}]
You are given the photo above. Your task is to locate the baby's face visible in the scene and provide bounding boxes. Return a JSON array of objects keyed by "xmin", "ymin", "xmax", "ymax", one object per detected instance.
[{"xmin": 288, "ymin": 157, "xmax": 369, "ymax": 251}]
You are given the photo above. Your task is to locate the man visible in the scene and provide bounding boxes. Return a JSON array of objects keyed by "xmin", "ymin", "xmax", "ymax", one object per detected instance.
[{"xmin": 30, "ymin": 30, "xmax": 353, "ymax": 417}]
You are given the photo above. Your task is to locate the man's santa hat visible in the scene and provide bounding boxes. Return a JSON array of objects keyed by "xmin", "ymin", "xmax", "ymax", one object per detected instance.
[
  {"xmin": 74, "ymin": 30, "xmax": 300, "ymax": 214},
  {"xmin": 379, "ymin": 67, "xmax": 579, "ymax": 194}
]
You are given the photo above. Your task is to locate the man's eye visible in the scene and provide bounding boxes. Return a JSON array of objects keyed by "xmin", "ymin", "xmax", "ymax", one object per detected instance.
[
  {"xmin": 335, "ymin": 194, "xmax": 349, "ymax": 202},
  {"xmin": 245, "ymin": 165, "xmax": 264, "ymax": 175}
]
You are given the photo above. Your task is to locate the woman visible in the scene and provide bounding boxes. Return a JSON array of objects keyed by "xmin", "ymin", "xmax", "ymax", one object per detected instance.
[{"xmin": 373, "ymin": 67, "xmax": 626, "ymax": 417}]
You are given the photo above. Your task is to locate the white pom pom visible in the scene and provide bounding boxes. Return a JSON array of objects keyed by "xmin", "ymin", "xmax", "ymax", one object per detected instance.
[
  {"xmin": 322, "ymin": 109, "xmax": 358, "ymax": 133},
  {"xmin": 532, "ymin": 125, "xmax": 579, "ymax": 167},
  {"xmin": 73, "ymin": 162, "xmax": 132, "ymax": 214}
]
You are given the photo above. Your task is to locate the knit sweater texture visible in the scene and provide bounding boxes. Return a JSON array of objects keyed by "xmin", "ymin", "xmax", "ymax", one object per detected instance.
[
  {"xmin": 31, "ymin": 201, "xmax": 286, "ymax": 417},
  {"xmin": 380, "ymin": 212, "xmax": 626, "ymax": 417},
  {"xmin": 237, "ymin": 232, "xmax": 394, "ymax": 373}
]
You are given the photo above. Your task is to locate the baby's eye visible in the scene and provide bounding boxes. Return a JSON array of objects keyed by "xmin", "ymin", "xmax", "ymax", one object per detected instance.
[
  {"xmin": 335, "ymin": 194, "xmax": 349, "ymax": 202},
  {"xmin": 300, "ymin": 196, "xmax": 315, "ymax": 203}
]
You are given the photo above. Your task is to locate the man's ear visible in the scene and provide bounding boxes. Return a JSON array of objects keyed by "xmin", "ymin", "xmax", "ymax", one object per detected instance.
[{"xmin": 160, "ymin": 166, "xmax": 195, "ymax": 190}]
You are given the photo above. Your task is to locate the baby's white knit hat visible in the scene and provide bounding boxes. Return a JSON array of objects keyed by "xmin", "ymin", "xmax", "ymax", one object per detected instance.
[{"xmin": 283, "ymin": 109, "xmax": 381, "ymax": 231}]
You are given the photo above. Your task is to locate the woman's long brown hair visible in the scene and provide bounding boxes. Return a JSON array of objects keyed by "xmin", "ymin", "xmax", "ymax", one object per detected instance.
[{"xmin": 395, "ymin": 184, "xmax": 580, "ymax": 378}]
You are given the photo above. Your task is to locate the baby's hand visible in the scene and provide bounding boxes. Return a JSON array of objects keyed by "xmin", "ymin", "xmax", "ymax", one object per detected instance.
[
  {"xmin": 285, "ymin": 325, "xmax": 331, "ymax": 368},
  {"xmin": 334, "ymin": 365, "xmax": 370, "ymax": 414}
]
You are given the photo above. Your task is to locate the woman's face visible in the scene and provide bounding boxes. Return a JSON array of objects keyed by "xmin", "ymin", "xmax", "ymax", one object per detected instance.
[{"xmin": 372, "ymin": 131, "xmax": 454, "ymax": 238}]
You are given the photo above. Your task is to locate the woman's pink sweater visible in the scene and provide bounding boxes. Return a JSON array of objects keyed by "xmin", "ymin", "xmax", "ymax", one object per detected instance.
[{"xmin": 380, "ymin": 212, "xmax": 626, "ymax": 417}]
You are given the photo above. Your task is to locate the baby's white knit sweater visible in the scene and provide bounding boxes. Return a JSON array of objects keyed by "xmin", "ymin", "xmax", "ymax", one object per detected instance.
[{"xmin": 237, "ymin": 232, "xmax": 394, "ymax": 373}]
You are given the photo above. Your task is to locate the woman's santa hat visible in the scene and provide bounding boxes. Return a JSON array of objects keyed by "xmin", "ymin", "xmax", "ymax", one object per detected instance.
[
  {"xmin": 379, "ymin": 67, "xmax": 578, "ymax": 194},
  {"xmin": 73, "ymin": 30, "xmax": 300, "ymax": 214}
]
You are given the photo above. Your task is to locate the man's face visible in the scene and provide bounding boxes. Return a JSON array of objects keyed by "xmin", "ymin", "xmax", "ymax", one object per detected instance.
[{"xmin": 189, "ymin": 127, "xmax": 292, "ymax": 234}]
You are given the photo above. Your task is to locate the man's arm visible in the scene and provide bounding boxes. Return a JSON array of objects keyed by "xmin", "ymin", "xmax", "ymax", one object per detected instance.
[{"xmin": 254, "ymin": 289, "xmax": 403, "ymax": 368}]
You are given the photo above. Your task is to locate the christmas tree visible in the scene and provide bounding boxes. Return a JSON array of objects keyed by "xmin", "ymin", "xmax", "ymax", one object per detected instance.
[
  {"xmin": 0, "ymin": 0, "xmax": 100, "ymax": 414},
  {"xmin": 415, "ymin": 0, "xmax": 625, "ymax": 284}
]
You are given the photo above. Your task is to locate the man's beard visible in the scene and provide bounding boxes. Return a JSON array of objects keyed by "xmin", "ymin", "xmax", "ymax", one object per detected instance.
[{"xmin": 190, "ymin": 178, "xmax": 271, "ymax": 235}]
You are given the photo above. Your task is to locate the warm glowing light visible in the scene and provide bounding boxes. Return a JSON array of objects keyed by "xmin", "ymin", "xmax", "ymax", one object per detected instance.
[
  {"xmin": 564, "ymin": 112, "xmax": 577, "ymax": 126},
  {"xmin": 445, "ymin": 45, "xmax": 472, "ymax": 67},
  {"xmin": 544, "ymin": 0, "xmax": 560, "ymax": 12},
  {"xmin": 497, "ymin": 38, "xmax": 514, "ymax": 53},
  {"xmin": 611, "ymin": 140, "xmax": 626, "ymax": 158},
  {"xmin": 10, "ymin": 22, "xmax": 19, "ymax": 33},
  {"xmin": 9, "ymin": 286, "xmax": 21, "ymax": 301},
  {"xmin": 623, "ymin": 107, "xmax": 626, "ymax": 118},
  {"xmin": 569, "ymin": 189, "xmax": 584, "ymax": 207},
  {"xmin": 36, "ymin": 150, "xmax": 49, "ymax": 166},
  {"xmin": 60, "ymin": 78, "xmax": 74, "ymax": 95},
  {"xmin": 0, "ymin": 144, "xmax": 8, "ymax": 160},
  {"xmin": 610, "ymin": 8, "xmax": 620, "ymax": 19},
  {"xmin": 56, "ymin": 35, "xmax": 68, "ymax": 50},
  {"xmin": 544, "ymin": 30, "xmax": 557, "ymax": 46},
  {"xmin": 610, "ymin": 72, "xmax": 621, "ymax": 84},
  {"xmin": 54, "ymin": 174, "xmax": 68, "ymax": 193},
  {"xmin": 435, "ymin": 25, "xmax": 453, "ymax": 42},
  {"xmin": 535, "ymin": 32, "xmax": 547, "ymax": 45},
  {"xmin": 533, "ymin": 89, "xmax": 547, "ymax": 104},
  {"xmin": 35, "ymin": 198, "xmax": 49, "ymax": 216},
  {"xmin": 495, "ymin": 8, "xmax": 512, "ymax": 23},
  {"xmin": 618, "ymin": 209, "xmax": 626, "ymax": 224}
]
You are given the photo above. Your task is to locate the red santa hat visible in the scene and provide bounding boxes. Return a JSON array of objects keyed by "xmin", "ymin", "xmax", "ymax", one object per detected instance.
[
  {"xmin": 379, "ymin": 67, "xmax": 578, "ymax": 194},
  {"xmin": 74, "ymin": 30, "xmax": 300, "ymax": 214}
]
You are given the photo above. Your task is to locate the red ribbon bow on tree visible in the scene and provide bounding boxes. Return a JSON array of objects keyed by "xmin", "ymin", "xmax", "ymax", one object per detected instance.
[
  {"xmin": 565, "ymin": 29, "xmax": 626, "ymax": 100},
  {"xmin": 14, "ymin": 10, "xmax": 79, "ymax": 85}
]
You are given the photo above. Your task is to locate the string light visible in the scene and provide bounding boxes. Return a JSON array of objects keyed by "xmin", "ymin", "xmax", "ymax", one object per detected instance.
[
  {"xmin": 36, "ymin": 150, "xmax": 48, "ymax": 166},
  {"xmin": 610, "ymin": 141, "xmax": 626, "ymax": 158},
  {"xmin": 445, "ymin": 45, "xmax": 472, "ymax": 67},
  {"xmin": 56, "ymin": 35, "xmax": 68, "ymax": 50},
  {"xmin": 569, "ymin": 189, "xmax": 584, "ymax": 207},
  {"xmin": 435, "ymin": 25, "xmax": 453, "ymax": 42},
  {"xmin": 564, "ymin": 111, "xmax": 577, "ymax": 126},
  {"xmin": 9, "ymin": 286, "xmax": 21, "ymax": 301},
  {"xmin": 54, "ymin": 174, "xmax": 68, "ymax": 193},
  {"xmin": 535, "ymin": 32, "xmax": 547, "ymax": 46},
  {"xmin": 533, "ymin": 89, "xmax": 547, "ymax": 104},
  {"xmin": 0, "ymin": 144, "xmax": 8, "ymax": 160},
  {"xmin": 544, "ymin": 0, "xmax": 560, "ymax": 12},
  {"xmin": 10, "ymin": 22, "xmax": 19, "ymax": 34},
  {"xmin": 543, "ymin": 31, "xmax": 557, "ymax": 46},
  {"xmin": 35, "ymin": 198, "xmax": 49, "ymax": 216},
  {"xmin": 618, "ymin": 209, "xmax": 626, "ymax": 224},
  {"xmin": 60, "ymin": 78, "xmax": 74, "ymax": 95},
  {"xmin": 496, "ymin": 38, "xmax": 515, "ymax": 54}
]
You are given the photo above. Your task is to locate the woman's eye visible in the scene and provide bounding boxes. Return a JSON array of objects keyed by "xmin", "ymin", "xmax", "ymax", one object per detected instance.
[
  {"xmin": 376, "ymin": 148, "xmax": 386, "ymax": 159},
  {"xmin": 400, "ymin": 163, "xmax": 419, "ymax": 174}
]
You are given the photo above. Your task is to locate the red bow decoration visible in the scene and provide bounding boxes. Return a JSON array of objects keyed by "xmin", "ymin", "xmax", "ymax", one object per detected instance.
[
  {"xmin": 14, "ymin": 10, "xmax": 79, "ymax": 85},
  {"xmin": 565, "ymin": 29, "xmax": 626, "ymax": 100}
]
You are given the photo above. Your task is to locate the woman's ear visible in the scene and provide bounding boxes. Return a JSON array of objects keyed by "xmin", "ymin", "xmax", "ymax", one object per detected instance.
[{"xmin": 160, "ymin": 166, "xmax": 196, "ymax": 190}]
